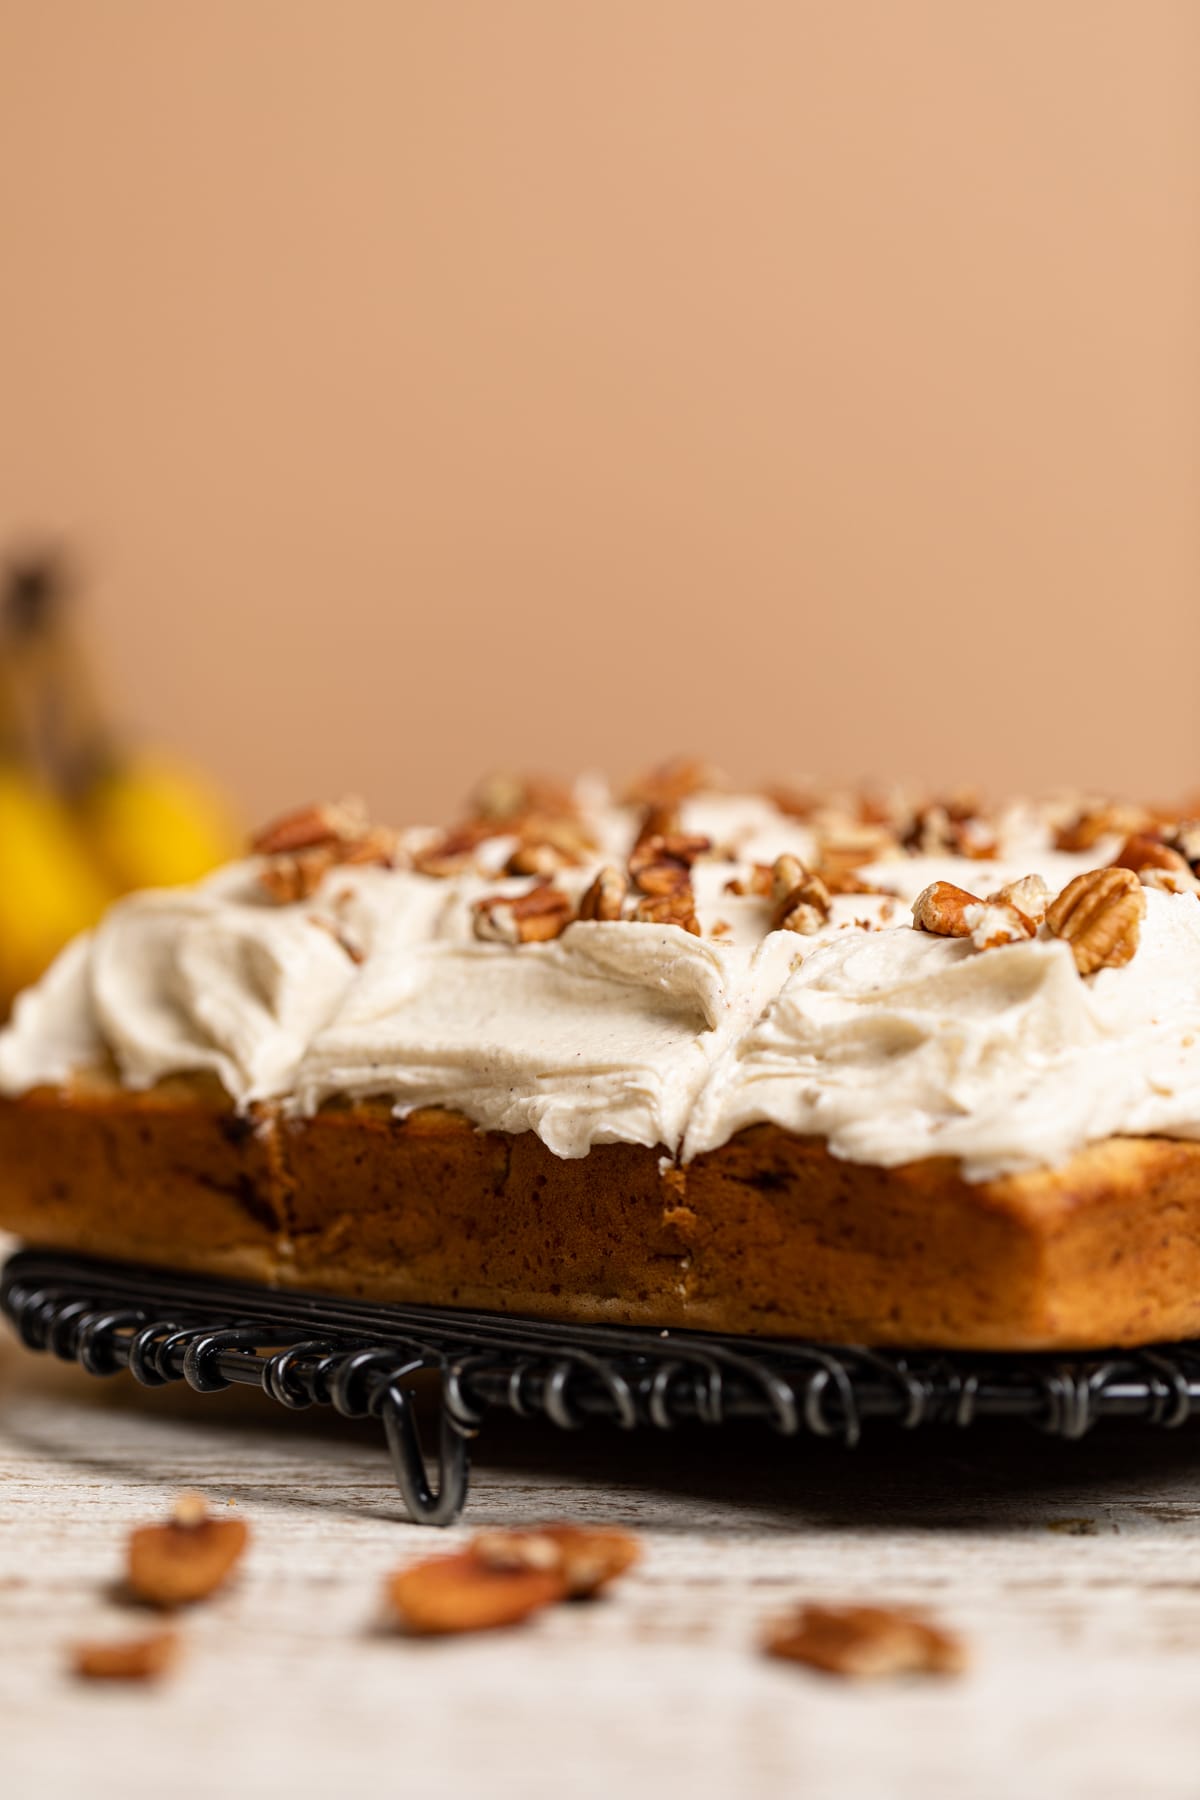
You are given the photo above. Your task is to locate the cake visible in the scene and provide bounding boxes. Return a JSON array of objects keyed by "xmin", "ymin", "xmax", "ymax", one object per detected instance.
[{"xmin": 3, "ymin": 761, "xmax": 1200, "ymax": 1350}]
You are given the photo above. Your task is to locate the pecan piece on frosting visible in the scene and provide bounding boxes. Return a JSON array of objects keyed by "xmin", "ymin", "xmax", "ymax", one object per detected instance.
[
  {"xmin": 1046, "ymin": 866, "xmax": 1146, "ymax": 975},
  {"xmin": 1110, "ymin": 833, "xmax": 1200, "ymax": 895},
  {"xmin": 254, "ymin": 797, "xmax": 398, "ymax": 902},
  {"xmin": 988, "ymin": 873, "xmax": 1050, "ymax": 926},
  {"xmin": 764, "ymin": 1604, "xmax": 967, "ymax": 1679},
  {"xmin": 578, "ymin": 865, "xmax": 629, "ymax": 921},
  {"xmin": 911, "ymin": 881, "xmax": 980, "ymax": 938},
  {"xmin": 473, "ymin": 882, "xmax": 574, "ymax": 944},
  {"xmin": 633, "ymin": 888, "xmax": 701, "ymax": 936},
  {"xmin": 623, "ymin": 756, "xmax": 721, "ymax": 808},
  {"xmin": 628, "ymin": 832, "xmax": 711, "ymax": 896},
  {"xmin": 914, "ymin": 879, "xmax": 1039, "ymax": 951},
  {"xmin": 770, "ymin": 855, "xmax": 831, "ymax": 936}
]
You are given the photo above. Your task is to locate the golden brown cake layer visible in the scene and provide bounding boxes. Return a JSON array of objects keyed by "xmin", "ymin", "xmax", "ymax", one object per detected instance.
[{"xmin": 2, "ymin": 1076, "xmax": 1199, "ymax": 1349}]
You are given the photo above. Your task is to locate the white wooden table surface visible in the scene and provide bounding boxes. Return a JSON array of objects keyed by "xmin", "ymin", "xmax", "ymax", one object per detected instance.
[{"xmin": 4, "ymin": 1251, "xmax": 1200, "ymax": 1800}]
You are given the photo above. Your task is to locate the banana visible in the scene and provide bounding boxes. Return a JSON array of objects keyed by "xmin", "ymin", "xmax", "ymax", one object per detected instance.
[
  {"xmin": 0, "ymin": 764, "xmax": 112, "ymax": 1004},
  {"xmin": 80, "ymin": 755, "xmax": 240, "ymax": 892}
]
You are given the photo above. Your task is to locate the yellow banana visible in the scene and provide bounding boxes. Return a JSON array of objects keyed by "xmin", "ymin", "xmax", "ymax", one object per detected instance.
[
  {"xmin": 0, "ymin": 765, "xmax": 113, "ymax": 1004},
  {"xmin": 79, "ymin": 755, "xmax": 240, "ymax": 893}
]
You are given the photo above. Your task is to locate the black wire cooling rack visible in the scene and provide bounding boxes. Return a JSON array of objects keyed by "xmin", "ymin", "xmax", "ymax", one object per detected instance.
[{"xmin": 5, "ymin": 1246, "xmax": 1200, "ymax": 1525}]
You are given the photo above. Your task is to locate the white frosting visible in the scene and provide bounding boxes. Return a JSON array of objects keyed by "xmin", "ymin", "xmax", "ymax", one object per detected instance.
[{"xmin": 3, "ymin": 785, "xmax": 1199, "ymax": 1180}]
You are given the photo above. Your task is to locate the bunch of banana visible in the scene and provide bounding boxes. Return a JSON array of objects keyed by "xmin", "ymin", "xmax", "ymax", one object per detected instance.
[{"xmin": 0, "ymin": 556, "xmax": 240, "ymax": 1012}]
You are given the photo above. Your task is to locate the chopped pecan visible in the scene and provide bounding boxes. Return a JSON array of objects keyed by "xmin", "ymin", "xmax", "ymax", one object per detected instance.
[
  {"xmin": 255, "ymin": 799, "xmax": 397, "ymax": 901},
  {"xmin": 771, "ymin": 857, "xmax": 832, "ymax": 936},
  {"xmin": 578, "ymin": 866, "xmax": 629, "ymax": 921},
  {"xmin": 386, "ymin": 1547, "xmax": 566, "ymax": 1635},
  {"xmin": 724, "ymin": 863, "xmax": 774, "ymax": 898},
  {"xmin": 1047, "ymin": 867, "xmax": 1146, "ymax": 974},
  {"xmin": 1111, "ymin": 833, "xmax": 1199, "ymax": 892},
  {"xmin": 471, "ymin": 772, "xmax": 577, "ymax": 824},
  {"xmin": 962, "ymin": 898, "xmax": 1036, "ymax": 950},
  {"xmin": 764, "ymin": 1604, "xmax": 966, "ymax": 1679},
  {"xmin": 251, "ymin": 796, "xmax": 370, "ymax": 857},
  {"xmin": 814, "ymin": 821, "xmax": 899, "ymax": 880},
  {"xmin": 628, "ymin": 833, "xmax": 711, "ymax": 895},
  {"xmin": 903, "ymin": 802, "xmax": 997, "ymax": 860},
  {"xmin": 412, "ymin": 820, "xmax": 499, "ymax": 880},
  {"xmin": 126, "ymin": 1493, "xmax": 249, "ymax": 1608},
  {"xmin": 634, "ymin": 889, "xmax": 701, "ymax": 935},
  {"xmin": 623, "ymin": 756, "xmax": 719, "ymax": 808},
  {"xmin": 1165, "ymin": 821, "xmax": 1200, "ymax": 872},
  {"xmin": 505, "ymin": 815, "xmax": 597, "ymax": 877},
  {"xmin": 473, "ymin": 882, "xmax": 574, "ymax": 944},
  {"xmin": 1054, "ymin": 801, "xmax": 1152, "ymax": 854},
  {"xmin": 988, "ymin": 873, "xmax": 1050, "ymax": 926},
  {"xmin": 911, "ymin": 881, "xmax": 980, "ymax": 938},
  {"xmin": 71, "ymin": 1629, "xmax": 181, "ymax": 1683},
  {"xmin": 473, "ymin": 1525, "xmax": 641, "ymax": 1598}
]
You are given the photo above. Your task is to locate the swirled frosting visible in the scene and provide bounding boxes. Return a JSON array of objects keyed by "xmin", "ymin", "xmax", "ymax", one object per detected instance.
[{"xmin": 3, "ymin": 780, "xmax": 1200, "ymax": 1180}]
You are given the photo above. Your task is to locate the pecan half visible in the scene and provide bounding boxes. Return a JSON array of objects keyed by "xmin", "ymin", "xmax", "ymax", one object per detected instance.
[
  {"xmin": 473, "ymin": 1525, "xmax": 641, "ymax": 1598},
  {"xmin": 386, "ymin": 1547, "xmax": 567, "ymax": 1635},
  {"xmin": 764, "ymin": 1604, "xmax": 966, "ymax": 1679},
  {"xmin": 578, "ymin": 866, "xmax": 629, "ymax": 921},
  {"xmin": 126, "ymin": 1494, "xmax": 249, "ymax": 1608},
  {"xmin": 1047, "ymin": 867, "xmax": 1146, "ymax": 974},
  {"xmin": 412, "ymin": 820, "xmax": 499, "ymax": 880},
  {"xmin": 71, "ymin": 1629, "xmax": 181, "ymax": 1683},
  {"xmin": 473, "ymin": 883, "xmax": 574, "ymax": 944}
]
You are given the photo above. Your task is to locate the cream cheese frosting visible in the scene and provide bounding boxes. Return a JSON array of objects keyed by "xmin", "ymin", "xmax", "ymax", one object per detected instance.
[{"xmin": 3, "ymin": 780, "xmax": 1199, "ymax": 1181}]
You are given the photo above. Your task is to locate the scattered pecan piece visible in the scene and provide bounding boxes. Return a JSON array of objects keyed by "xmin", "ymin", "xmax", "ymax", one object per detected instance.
[
  {"xmin": 911, "ymin": 881, "xmax": 980, "ymax": 938},
  {"xmin": 578, "ymin": 866, "xmax": 629, "ymax": 921},
  {"xmin": 473, "ymin": 1525, "xmax": 641, "ymax": 1598},
  {"xmin": 633, "ymin": 889, "xmax": 701, "ymax": 935},
  {"xmin": 126, "ymin": 1493, "xmax": 249, "ymax": 1608},
  {"xmin": 473, "ymin": 883, "xmax": 574, "ymax": 944},
  {"xmin": 505, "ymin": 815, "xmax": 596, "ymax": 876},
  {"xmin": 386, "ymin": 1547, "xmax": 567, "ymax": 1635},
  {"xmin": 764, "ymin": 1604, "xmax": 966, "ymax": 1679},
  {"xmin": 305, "ymin": 914, "xmax": 364, "ymax": 964},
  {"xmin": 770, "ymin": 857, "xmax": 832, "ymax": 935},
  {"xmin": 1047, "ymin": 867, "xmax": 1146, "ymax": 974},
  {"xmin": 70, "ymin": 1629, "xmax": 181, "ymax": 1683}
]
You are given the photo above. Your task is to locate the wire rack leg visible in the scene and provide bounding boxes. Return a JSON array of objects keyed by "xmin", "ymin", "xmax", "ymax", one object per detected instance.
[{"xmin": 379, "ymin": 1378, "xmax": 472, "ymax": 1526}]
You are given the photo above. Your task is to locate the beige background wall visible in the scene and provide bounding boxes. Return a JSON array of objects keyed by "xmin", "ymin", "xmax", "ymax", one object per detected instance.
[{"xmin": 1, "ymin": 1, "xmax": 1197, "ymax": 827}]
